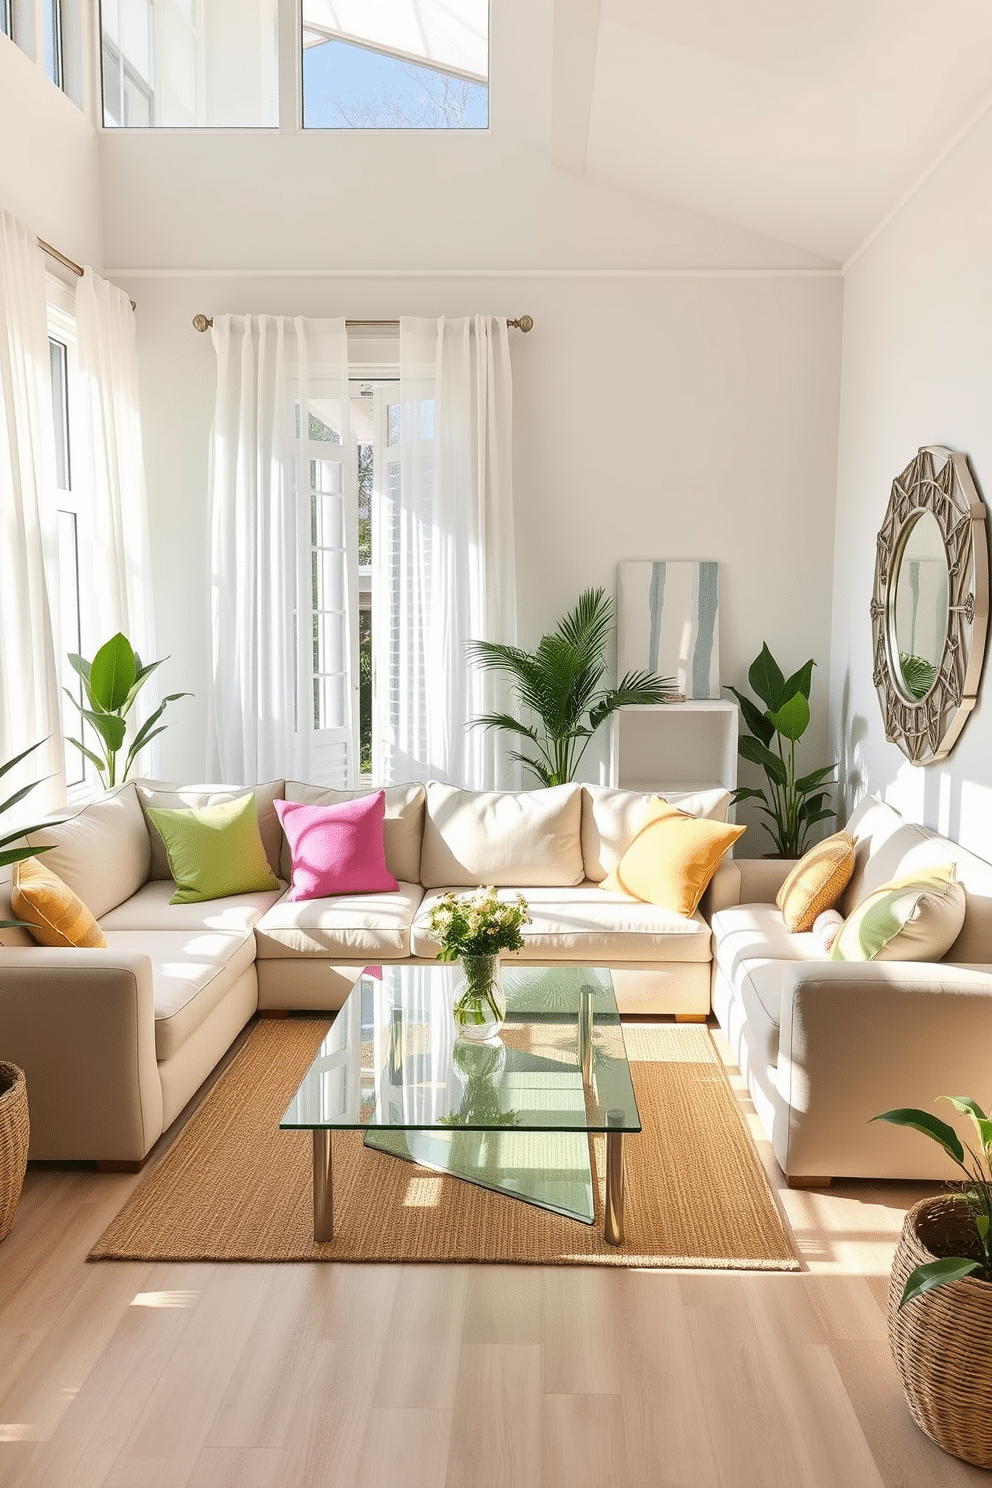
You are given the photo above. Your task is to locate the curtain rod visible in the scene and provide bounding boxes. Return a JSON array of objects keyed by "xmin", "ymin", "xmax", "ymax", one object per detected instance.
[
  {"xmin": 191, "ymin": 313, "xmax": 534, "ymax": 333},
  {"xmin": 37, "ymin": 237, "xmax": 137, "ymax": 311}
]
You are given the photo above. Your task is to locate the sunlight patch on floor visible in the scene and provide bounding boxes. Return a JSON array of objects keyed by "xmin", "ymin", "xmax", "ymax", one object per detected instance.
[
  {"xmin": 403, "ymin": 1176, "xmax": 444, "ymax": 1207},
  {"xmin": 130, "ymin": 1290, "xmax": 201, "ymax": 1308}
]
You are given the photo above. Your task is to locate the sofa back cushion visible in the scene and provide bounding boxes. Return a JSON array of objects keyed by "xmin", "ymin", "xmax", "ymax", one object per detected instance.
[
  {"xmin": 24, "ymin": 782, "xmax": 150, "ymax": 920},
  {"xmin": 581, "ymin": 784, "xmax": 731, "ymax": 882},
  {"xmin": 843, "ymin": 793, "xmax": 992, "ymax": 963},
  {"xmin": 136, "ymin": 779, "xmax": 285, "ymax": 880},
  {"xmin": 420, "ymin": 782, "xmax": 583, "ymax": 889},
  {"xmin": 282, "ymin": 782, "xmax": 425, "ymax": 883}
]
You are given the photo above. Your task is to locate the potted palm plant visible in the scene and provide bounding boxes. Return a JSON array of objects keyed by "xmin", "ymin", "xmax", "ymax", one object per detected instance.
[
  {"xmin": 872, "ymin": 1099, "xmax": 992, "ymax": 1467},
  {"xmin": 467, "ymin": 587, "xmax": 672, "ymax": 785}
]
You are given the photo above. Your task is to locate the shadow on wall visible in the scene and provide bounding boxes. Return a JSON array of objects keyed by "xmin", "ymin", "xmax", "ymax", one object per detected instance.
[{"xmin": 835, "ymin": 668, "xmax": 871, "ymax": 825}]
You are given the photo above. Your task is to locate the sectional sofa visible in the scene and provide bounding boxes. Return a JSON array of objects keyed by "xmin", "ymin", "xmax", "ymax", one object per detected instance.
[
  {"xmin": 708, "ymin": 794, "xmax": 992, "ymax": 1183},
  {"xmin": 0, "ymin": 776, "xmax": 730, "ymax": 1164}
]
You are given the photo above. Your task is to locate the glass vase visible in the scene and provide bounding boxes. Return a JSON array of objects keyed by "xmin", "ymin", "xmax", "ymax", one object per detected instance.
[{"xmin": 453, "ymin": 953, "xmax": 506, "ymax": 1041}]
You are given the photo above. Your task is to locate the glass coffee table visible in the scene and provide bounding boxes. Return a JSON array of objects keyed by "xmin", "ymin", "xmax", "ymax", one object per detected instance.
[{"xmin": 280, "ymin": 962, "xmax": 640, "ymax": 1246}]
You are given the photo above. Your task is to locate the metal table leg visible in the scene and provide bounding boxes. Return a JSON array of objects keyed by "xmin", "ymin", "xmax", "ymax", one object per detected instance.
[
  {"xmin": 313, "ymin": 1129, "xmax": 333, "ymax": 1241},
  {"xmin": 604, "ymin": 1109, "xmax": 625, "ymax": 1246}
]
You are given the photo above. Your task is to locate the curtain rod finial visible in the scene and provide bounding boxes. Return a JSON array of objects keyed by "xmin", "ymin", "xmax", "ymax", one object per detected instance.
[
  {"xmin": 509, "ymin": 314, "xmax": 533, "ymax": 332},
  {"xmin": 192, "ymin": 314, "xmax": 212, "ymax": 333}
]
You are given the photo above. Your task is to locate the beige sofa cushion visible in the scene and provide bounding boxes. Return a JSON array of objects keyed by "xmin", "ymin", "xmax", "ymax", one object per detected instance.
[
  {"xmin": 254, "ymin": 883, "xmax": 424, "ymax": 959},
  {"xmin": 100, "ymin": 926, "xmax": 258, "ymax": 1061},
  {"xmin": 420, "ymin": 783, "xmax": 583, "ymax": 889},
  {"xmin": 26, "ymin": 782, "xmax": 150, "ymax": 920},
  {"xmin": 100, "ymin": 878, "xmax": 284, "ymax": 934},
  {"xmin": 135, "ymin": 779, "xmax": 285, "ymax": 880},
  {"xmin": 413, "ymin": 884, "xmax": 712, "ymax": 962},
  {"xmin": 281, "ymin": 781, "xmax": 425, "ymax": 884},
  {"xmin": 581, "ymin": 785, "xmax": 731, "ymax": 882}
]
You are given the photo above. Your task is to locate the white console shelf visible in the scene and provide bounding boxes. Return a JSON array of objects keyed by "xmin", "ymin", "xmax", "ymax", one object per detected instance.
[{"xmin": 609, "ymin": 700, "xmax": 739, "ymax": 794}]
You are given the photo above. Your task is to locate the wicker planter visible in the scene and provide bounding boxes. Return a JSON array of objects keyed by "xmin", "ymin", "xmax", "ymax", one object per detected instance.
[
  {"xmin": 0, "ymin": 1062, "xmax": 29, "ymax": 1243},
  {"xmin": 888, "ymin": 1196, "xmax": 992, "ymax": 1469}
]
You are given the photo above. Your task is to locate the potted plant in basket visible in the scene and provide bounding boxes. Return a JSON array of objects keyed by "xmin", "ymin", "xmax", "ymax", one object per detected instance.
[
  {"xmin": 872, "ymin": 1098, "xmax": 992, "ymax": 1467},
  {"xmin": 0, "ymin": 739, "xmax": 56, "ymax": 1242},
  {"xmin": 427, "ymin": 887, "xmax": 530, "ymax": 1042},
  {"xmin": 727, "ymin": 642, "xmax": 837, "ymax": 857}
]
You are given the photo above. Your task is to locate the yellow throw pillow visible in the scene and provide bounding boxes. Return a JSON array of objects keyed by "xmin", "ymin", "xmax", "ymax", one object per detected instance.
[
  {"xmin": 776, "ymin": 830, "xmax": 856, "ymax": 933},
  {"xmin": 603, "ymin": 797, "xmax": 745, "ymax": 916},
  {"xmin": 11, "ymin": 857, "xmax": 107, "ymax": 949}
]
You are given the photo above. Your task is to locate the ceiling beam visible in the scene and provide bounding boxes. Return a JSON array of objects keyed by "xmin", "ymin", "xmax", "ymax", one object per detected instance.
[{"xmin": 551, "ymin": 0, "xmax": 602, "ymax": 173}]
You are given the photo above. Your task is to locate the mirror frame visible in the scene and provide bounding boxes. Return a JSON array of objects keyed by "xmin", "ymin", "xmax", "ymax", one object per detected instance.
[{"xmin": 870, "ymin": 446, "xmax": 989, "ymax": 764}]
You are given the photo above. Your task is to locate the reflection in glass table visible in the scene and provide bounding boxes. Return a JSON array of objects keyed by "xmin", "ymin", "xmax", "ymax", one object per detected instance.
[{"xmin": 280, "ymin": 963, "xmax": 640, "ymax": 1245}]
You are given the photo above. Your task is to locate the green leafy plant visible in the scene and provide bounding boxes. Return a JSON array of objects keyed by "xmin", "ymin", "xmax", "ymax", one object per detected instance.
[
  {"xmin": 467, "ymin": 587, "xmax": 672, "ymax": 786},
  {"xmin": 0, "ymin": 739, "xmax": 56, "ymax": 930},
  {"xmin": 728, "ymin": 642, "xmax": 836, "ymax": 857},
  {"xmin": 427, "ymin": 886, "xmax": 530, "ymax": 962},
  {"xmin": 899, "ymin": 651, "xmax": 938, "ymax": 702},
  {"xmin": 873, "ymin": 1099, "xmax": 992, "ymax": 1306},
  {"xmin": 65, "ymin": 632, "xmax": 190, "ymax": 789}
]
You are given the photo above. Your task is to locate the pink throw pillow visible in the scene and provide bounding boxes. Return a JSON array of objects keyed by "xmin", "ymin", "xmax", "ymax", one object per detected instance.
[{"xmin": 274, "ymin": 794, "xmax": 399, "ymax": 901}]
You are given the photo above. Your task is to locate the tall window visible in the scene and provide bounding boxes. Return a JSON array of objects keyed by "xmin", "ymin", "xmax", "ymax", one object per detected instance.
[
  {"xmin": 46, "ymin": 298, "xmax": 88, "ymax": 789},
  {"xmin": 0, "ymin": 2, "xmax": 12, "ymax": 40}
]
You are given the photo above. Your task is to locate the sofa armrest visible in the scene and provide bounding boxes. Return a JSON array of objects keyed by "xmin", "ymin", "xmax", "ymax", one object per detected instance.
[
  {"xmin": 776, "ymin": 959, "xmax": 992, "ymax": 1180},
  {"xmin": 703, "ymin": 856, "xmax": 797, "ymax": 915},
  {"xmin": 0, "ymin": 949, "xmax": 163, "ymax": 1162}
]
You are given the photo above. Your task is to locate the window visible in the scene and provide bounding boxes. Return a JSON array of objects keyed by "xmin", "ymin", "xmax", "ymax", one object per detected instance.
[
  {"xmin": 6, "ymin": 0, "xmax": 67, "ymax": 92},
  {"xmin": 302, "ymin": 0, "xmax": 488, "ymax": 129},
  {"xmin": 46, "ymin": 297, "xmax": 88, "ymax": 789},
  {"xmin": 0, "ymin": 1, "xmax": 11, "ymax": 40},
  {"xmin": 42, "ymin": 0, "xmax": 63, "ymax": 88},
  {"xmin": 100, "ymin": 0, "xmax": 278, "ymax": 127}
]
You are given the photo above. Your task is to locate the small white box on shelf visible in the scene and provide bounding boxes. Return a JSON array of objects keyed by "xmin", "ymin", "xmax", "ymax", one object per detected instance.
[{"xmin": 609, "ymin": 700, "xmax": 738, "ymax": 794}]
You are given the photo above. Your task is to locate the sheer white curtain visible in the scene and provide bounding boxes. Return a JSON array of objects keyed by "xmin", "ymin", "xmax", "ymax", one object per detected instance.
[
  {"xmin": 74, "ymin": 268, "xmax": 156, "ymax": 666},
  {"xmin": 206, "ymin": 315, "xmax": 355, "ymax": 785},
  {"xmin": 378, "ymin": 315, "xmax": 517, "ymax": 788},
  {"xmin": 0, "ymin": 208, "xmax": 63, "ymax": 810}
]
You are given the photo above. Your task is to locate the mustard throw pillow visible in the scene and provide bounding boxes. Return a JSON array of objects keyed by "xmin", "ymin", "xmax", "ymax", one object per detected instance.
[
  {"xmin": 829, "ymin": 865, "xmax": 966, "ymax": 963},
  {"xmin": 776, "ymin": 830, "xmax": 855, "ymax": 933},
  {"xmin": 145, "ymin": 793, "xmax": 280, "ymax": 905},
  {"xmin": 603, "ymin": 797, "xmax": 745, "ymax": 916},
  {"xmin": 11, "ymin": 857, "xmax": 107, "ymax": 948}
]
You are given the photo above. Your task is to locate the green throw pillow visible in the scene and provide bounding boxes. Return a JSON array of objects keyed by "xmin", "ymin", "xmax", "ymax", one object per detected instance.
[
  {"xmin": 145, "ymin": 793, "xmax": 280, "ymax": 905},
  {"xmin": 829, "ymin": 864, "xmax": 965, "ymax": 963}
]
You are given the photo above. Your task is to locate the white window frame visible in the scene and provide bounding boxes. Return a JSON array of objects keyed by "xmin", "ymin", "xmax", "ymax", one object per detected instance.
[{"xmin": 46, "ymin": 279, "xmax": 95, "ymax": 803}]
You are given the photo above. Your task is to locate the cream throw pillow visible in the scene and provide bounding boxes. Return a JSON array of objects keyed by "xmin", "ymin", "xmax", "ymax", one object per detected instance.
[
  {"xmin": 603, "ymin": 797, "xmax": 745, "ymax": 916},
  {"xmin": 776, "ymin": 830, "xmax": 855, "ymax": 933},
  {"xmin": 829, "ymin": 864, "xmax": 966, "ymax": 963},
  {"xmin": 11, "ymin": 857, "xmax": 107, "ymax": 948}
]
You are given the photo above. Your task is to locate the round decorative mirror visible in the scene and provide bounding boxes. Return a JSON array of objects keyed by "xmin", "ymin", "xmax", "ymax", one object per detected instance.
[{"xmin": 871, "ymin": 446, "xmax": 989, "ymax": 764}]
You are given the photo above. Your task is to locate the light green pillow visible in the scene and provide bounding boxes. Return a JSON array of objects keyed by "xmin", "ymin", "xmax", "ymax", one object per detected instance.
[
  {"xmin": 829, "ymin": 864, "xmax": 965, "ymax": 963},
  {"xmin": 145, "ymin": 793, "xmax": 280, "ymax": 905}
]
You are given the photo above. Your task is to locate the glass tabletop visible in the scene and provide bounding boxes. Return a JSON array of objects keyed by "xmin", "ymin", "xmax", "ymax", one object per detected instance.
[{"xmin": 280, "ymin": 962, "xmax": 641, "ymax": 1136}]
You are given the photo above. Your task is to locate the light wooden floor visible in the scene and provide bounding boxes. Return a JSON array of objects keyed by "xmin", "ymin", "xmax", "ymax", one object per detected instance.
[{"xmin": 0, "ymin": 1020, "xmax": 985, "ymax": 1488}]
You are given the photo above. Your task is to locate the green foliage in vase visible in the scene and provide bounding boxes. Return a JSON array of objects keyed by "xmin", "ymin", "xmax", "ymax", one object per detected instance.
[
  {"xmin": 0, "ymin": 739, "xmax": 56, "ymax": 930},
  {"xmin": 467, "ymin": 587, "xmax": 672, "ymax": 786},
  {"xmin": 65, "ymin": 632, "xmax": 190, "ymax": 789},
  {"xmin": 728, "ymin": 642, "xmax": 836, "ymax": 857},
  {"xmin": 873, "ymin": 1098, "xmax": 992, "ymax": 1306},
  {"xmin": 427, "ymin": 886, "xmax": 530, "ymax": 962}
]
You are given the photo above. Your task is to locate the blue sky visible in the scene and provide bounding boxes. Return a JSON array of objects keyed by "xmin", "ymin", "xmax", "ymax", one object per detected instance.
[{"xmin": 303, "ymin": 38, "xmax": 488, "ymax": 129}]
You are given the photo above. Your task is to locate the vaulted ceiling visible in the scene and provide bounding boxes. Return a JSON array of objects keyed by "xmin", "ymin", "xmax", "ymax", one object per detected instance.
[{"xmin": 553, "ymin": 0, "xmax": 992, "ymax": 264}]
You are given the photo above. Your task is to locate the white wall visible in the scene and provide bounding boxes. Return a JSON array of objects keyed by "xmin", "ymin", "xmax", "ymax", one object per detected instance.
[
  {"xmin": 0, "ymin": 32, "xmax": 102, "ymax": 265},
  {"xmin": 830, "ymin": 107, "xmax": 992, "ymax": 854},
  {"xmin": 116, "ymin": 268, "xmax": 842, "ymax": 858}
]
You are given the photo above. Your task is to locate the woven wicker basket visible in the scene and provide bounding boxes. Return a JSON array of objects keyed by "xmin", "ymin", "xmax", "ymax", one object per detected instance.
[
  {"xmin": 889, "ymin": 1196, "xmax": 992, "ymax": 1469},
  {"xmin": 0, "ymin": 1062, "xmax": 29, "ymax": 1243}
]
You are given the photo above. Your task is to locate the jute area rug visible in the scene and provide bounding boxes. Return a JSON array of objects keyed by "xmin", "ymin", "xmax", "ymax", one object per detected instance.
[{"xmin": 90, "ymin": 1018, "xmax": 799, "ymax": 1270}]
